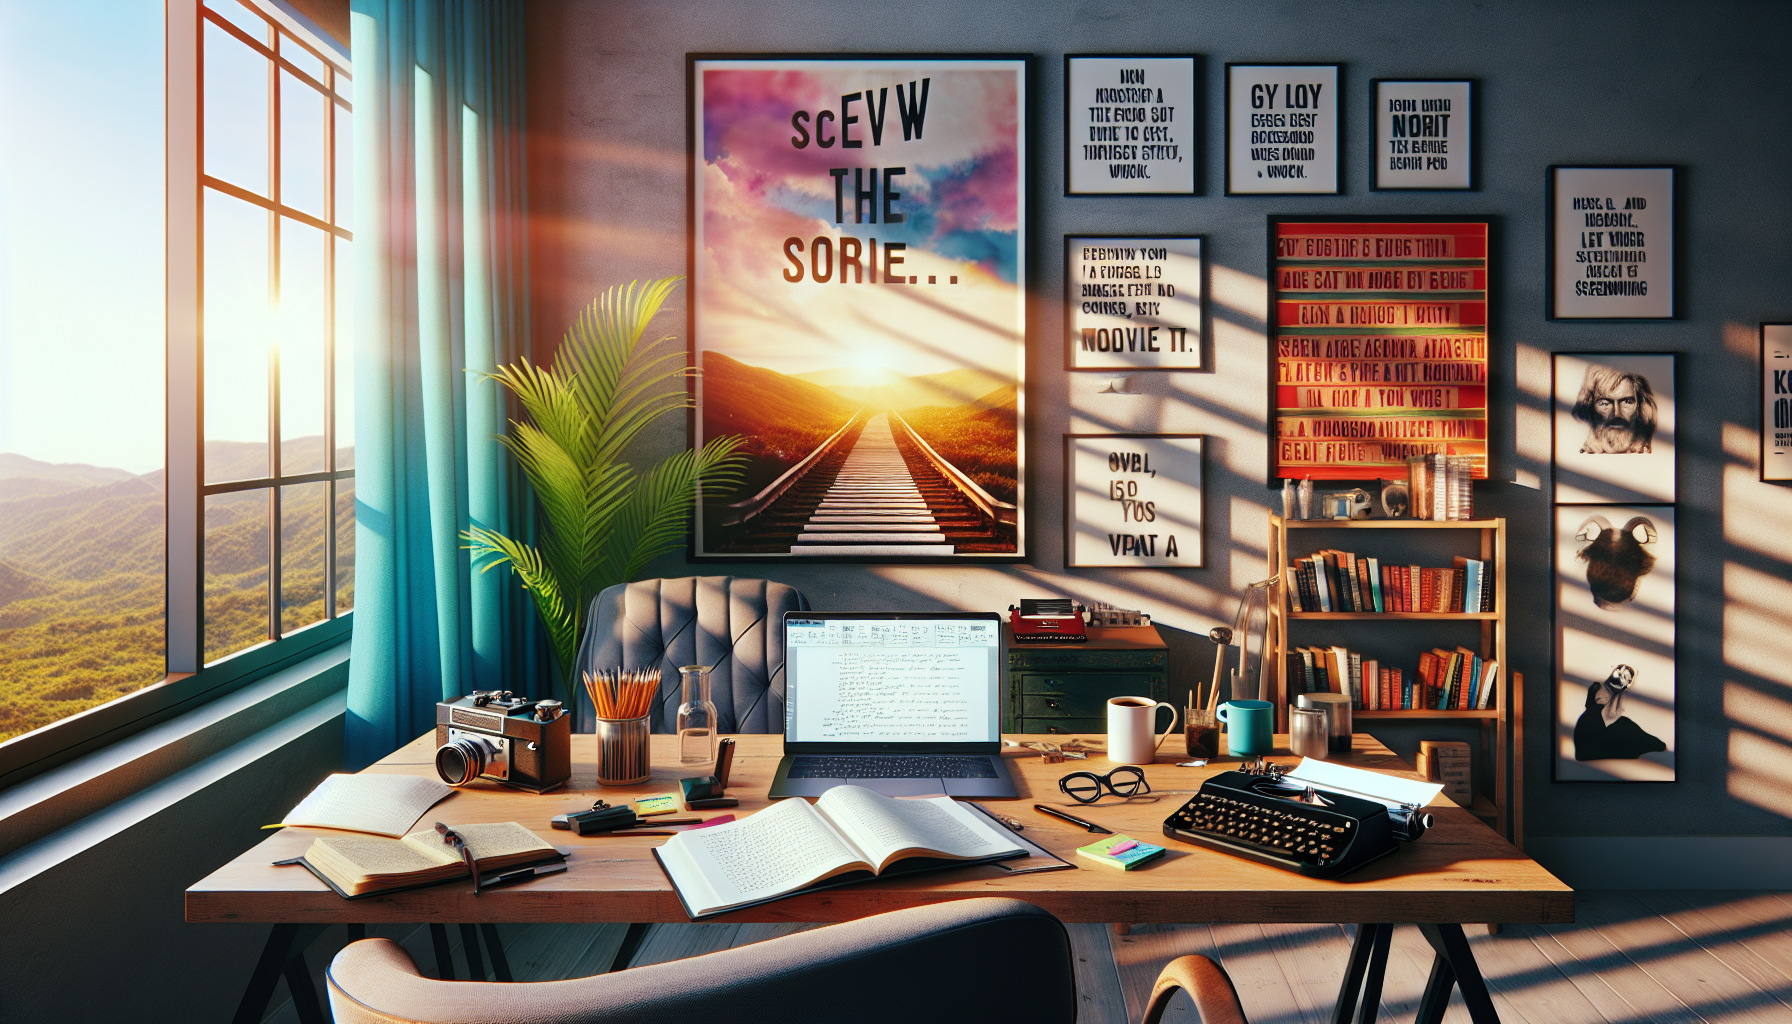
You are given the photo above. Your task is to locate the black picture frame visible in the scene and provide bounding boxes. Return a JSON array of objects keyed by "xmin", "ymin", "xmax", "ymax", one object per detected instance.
[
  {"xmin": 1762, "ymin": 324, "xmax": 1792, "ymax": 483},
  {"xmin": 1063, "ymin": 53, "xmax": 1199, "ymax": 197},
  {"xmin": 1225, "ymin": 63, "xmax": 1342, "ymax": 196},
  {"xmin": 1546, "ymin": 165, "xmax": 1681, "ymax": 320},
  {"xmin": 1369, "ymin": 78, "xmax": 1476, "ymax": 191},
  {"xmin": 1549, "ymin": 351, "xmax": 1678, "ymax": 505}
]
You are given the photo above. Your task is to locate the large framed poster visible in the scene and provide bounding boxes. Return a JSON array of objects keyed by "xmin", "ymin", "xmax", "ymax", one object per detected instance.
[
  {"xmin": 1371, "ymin": 79, "xmax": 1473, "ymax": 191},
  {"xmin": 1551, "ymin": 352, "xmax": 1677, "ymax": 503},
  {"xmin": 1064, "ymin": 54, "xmax": 1196, "ymax": 196},
  {"xmin": 1548, "ymin": 165, "xmax": 1677, "ymax": 320},
  {"xmin": 1555, "ymin": 504, "xmax": 1676, "ymax": 782},
  {"xmin": 1065, "ymin": 434, "xmax": 1204, "ymax": 568},
  {"xmin": 1226, "ymin": 64, "xmax": 1340, "ymax": 195},
  {"xmin": 1764, "ymin": 324, "xmax": 1792, "ymax": 483},
  {"xmin": 688, "ymin": 55, "xmax": 1027, "ymax": 561},
  {"xmin": 1269, "ymin": 217, "xmax": 1491, "ymax": 482},
  {"xmin": 1065, "ymin": 235, "xmax": 1203, "ymax": 370}
]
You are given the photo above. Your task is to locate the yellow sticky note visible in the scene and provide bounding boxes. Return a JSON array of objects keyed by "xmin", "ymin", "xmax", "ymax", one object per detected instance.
[{"xmin": 635, "ymin": 794, "xmax": 679, "ymax": 816}]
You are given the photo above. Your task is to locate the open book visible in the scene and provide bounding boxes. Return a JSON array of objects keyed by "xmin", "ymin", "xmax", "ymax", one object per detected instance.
[
  {"xmin": 653, "ymin": 786, "xmax": 1027, "ymax": 920},
  {"xmin": 280, "ymin": 821, "xmax": 564, "ymax": 898}
]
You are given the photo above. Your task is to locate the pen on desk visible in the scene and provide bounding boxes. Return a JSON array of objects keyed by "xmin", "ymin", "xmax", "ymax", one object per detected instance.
[{"xmin": 1033, "ymin": 803, "xmax": 1113, "ymax": 834}]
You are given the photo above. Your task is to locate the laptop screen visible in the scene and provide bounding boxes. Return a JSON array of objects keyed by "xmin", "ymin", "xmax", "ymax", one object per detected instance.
[{"xmin": 784, "ymin": 614, "xmax": 1002, "ymax": 745}]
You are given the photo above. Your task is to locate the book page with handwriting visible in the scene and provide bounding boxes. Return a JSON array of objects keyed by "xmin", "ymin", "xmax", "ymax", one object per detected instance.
[
  {"xmin": 660, "ymin": 797, "xmax": 872, "ymax": 913},
  {"xmin": 815, "ymin": 786, "xmax": 1022, "ymax": 872},
  {"xmin": 280, "ymin": 774, "xmax": 453, "ymax": 837}
]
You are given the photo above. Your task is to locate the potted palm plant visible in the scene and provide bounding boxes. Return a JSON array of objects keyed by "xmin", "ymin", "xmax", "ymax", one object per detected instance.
[{"xmin": 463, "ymin": 277, "xmax": 745, "ymax": 699}]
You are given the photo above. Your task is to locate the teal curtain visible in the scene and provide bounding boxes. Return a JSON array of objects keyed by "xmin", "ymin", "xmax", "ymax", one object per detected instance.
[{"xmin": 346, "ymin": 0, "xmax": 535, "ymax": 766}]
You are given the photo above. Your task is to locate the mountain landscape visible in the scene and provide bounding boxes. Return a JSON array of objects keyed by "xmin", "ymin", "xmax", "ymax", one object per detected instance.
[{"xmin": 0, "ymin": 441, "xmax": 354, "ymax": 743}]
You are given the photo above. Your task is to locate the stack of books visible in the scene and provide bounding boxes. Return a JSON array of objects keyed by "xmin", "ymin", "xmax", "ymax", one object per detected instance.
[
  {"xmin": 1286, "ymin": 552, "xmax": 1494, "ymax": 614},
  {"xmin": 1286, "ymin": 644, "xmax": 1498, "ymax": 712}
]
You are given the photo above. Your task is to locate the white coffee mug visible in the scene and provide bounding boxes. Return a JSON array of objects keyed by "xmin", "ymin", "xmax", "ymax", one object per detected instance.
[{"xmin": 1106, "ymin": 696, "xmax": 1179, "ymax": 765}]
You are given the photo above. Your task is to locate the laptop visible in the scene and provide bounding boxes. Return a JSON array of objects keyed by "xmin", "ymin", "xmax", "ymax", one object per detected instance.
[{"xmin": 768, "ymin": 611, "xmax": 1018, "ymax": 799}]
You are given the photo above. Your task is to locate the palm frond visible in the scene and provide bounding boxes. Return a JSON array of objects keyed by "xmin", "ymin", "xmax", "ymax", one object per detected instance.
[
  {"xmin": 602, "ymin": 437, "xmax": 749, "ymax": 585},
  {"xmin": 462, "ymin": 527, "xmax": 579, "ymax": 678}
]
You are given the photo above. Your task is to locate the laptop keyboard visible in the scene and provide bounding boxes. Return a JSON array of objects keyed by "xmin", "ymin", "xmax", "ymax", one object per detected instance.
[{"xmin": 788, "ymin": 755, "xmax": 999, "ymax": 779}]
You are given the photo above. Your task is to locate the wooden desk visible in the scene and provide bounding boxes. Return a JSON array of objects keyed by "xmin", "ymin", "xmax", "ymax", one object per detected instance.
[{"xmin": 190, "ymin": 733, "xmax": 1570, "ymax": 1024}]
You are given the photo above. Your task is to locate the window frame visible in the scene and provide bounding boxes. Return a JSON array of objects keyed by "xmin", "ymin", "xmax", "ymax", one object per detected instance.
[{"xmin": 0, "ymin": 0, "xmax": 355, "ymax": 793}]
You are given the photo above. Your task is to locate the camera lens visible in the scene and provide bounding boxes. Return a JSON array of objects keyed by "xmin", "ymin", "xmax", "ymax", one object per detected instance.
[{"xmin": 435, "ymin": 737, "xmax": 490, "ymax": 786}]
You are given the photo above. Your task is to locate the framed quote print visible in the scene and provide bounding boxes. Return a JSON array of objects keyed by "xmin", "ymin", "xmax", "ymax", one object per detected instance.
[
  {"xmin": 1066, "ymin": 236, "xmax": 1203, "ymax": 370},
  {"xmin": 1372, "ymin": 79, "xmax": 1473, "ymax": 190},
  {"xmin": 1226, "ymin": 64, "xmax": 1340, "ymax": 195},
  {"xmin": 1269, "ymin": 216, "xmax": 1491, "ymax": 482},
  {"xmin": 687, "ymin": 55, "xmax": 1028, "ymax": 562},
  {"xmin": 1552, "ymin": 352, "xmax": 1676, "ymax": 504},
  {"xmin": 1066, "ymin": 434, "xmax": 1204, "ymax": 568},
  {"xmin": 1065, "ymin": 55, "xmax": 1196, "ymax": 195},
  {"xmin": 1548, "ymin": 165, "xmax": 1678, "ymax": 319},
  {"xmin": 1554, "ymin": 504, "xmax": 1676, "ymax": 783},
  {"xmin": 1764, "ymin": 324, "xmax": 1792, "ymax": 482}
]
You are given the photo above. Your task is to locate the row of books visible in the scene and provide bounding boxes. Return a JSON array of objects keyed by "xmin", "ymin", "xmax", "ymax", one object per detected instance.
[
  {"xmin": 1287, "ymin": 644, "xmax": 1499, "ymax": 711},
  {"xmin": 1286, "ymin": 552, "xmax": 1494, "ymax": 614}
]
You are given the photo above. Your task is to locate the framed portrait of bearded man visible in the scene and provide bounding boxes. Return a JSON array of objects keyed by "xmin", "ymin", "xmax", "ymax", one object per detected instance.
[{"xmin": 1552, "ymin": 352, "xmax": 1676, "ymax": 503}]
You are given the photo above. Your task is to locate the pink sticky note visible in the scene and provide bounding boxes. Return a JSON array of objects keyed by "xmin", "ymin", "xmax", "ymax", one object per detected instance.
[{"xmin": 1108, "ymin": 839, "xmax": 1139, "ymax": 855}]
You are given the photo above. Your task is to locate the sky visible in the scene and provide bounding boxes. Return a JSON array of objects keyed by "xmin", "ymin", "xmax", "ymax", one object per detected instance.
[{"xmin": 0, "ymin": 1, "xmax": 165, "ymax": 475}]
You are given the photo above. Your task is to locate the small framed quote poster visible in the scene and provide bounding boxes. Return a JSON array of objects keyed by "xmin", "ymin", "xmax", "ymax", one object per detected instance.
[
  {"xmin": 1066, "ymin": 434, "xmax": 1204, "ymax": 568},
  {"xmin": 1065, "ymin": 55, "xmax": 1195, "ymax": 195},
  {"xmin": 1762, "ymin": 324, "xmax": 1792, "ymax": 482},
  {"xmin": 1226, "ymin": 63, "xmax": 1340, "ymax": 195},
  {"xmin": 1269, "ymin": 216, "xmax": 1491, "ymax": 482},
  {"xmin": 1066, "ymin": 236, "xmax": 1203, "ymax": 370},
  {"xmin": 1372, "ymin": 79, "xmax": 1472, "ymax": 190},
  {"xmin": 1552, "ymin": 352, "xmax": 1676, "ymax": 503},
  {"xmin": 1548, "ymin": 165, "xmax": 1677, "ymax": 319}
]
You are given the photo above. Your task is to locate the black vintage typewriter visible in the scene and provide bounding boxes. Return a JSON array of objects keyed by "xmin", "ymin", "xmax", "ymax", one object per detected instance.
[{"xmin": 1162, "ymin": 768, "xmax": 1431, "ymax": 879}]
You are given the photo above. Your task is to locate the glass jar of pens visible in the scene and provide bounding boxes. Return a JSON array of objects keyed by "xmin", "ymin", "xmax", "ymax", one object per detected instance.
[{"xmin": 584, "ymin": 668, "xmax": 656, "ymax": 786}]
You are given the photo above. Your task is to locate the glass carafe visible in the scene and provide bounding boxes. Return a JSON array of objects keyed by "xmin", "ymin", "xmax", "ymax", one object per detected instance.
[{"xmin": 676, "ymin": 664, "xmax": 718, "ymax": 765}]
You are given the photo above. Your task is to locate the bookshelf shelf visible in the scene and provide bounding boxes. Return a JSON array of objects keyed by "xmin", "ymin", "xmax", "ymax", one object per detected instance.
[{"xmin": 1268, "ymin": 513, "xmax": 1521, "ymax": 846}]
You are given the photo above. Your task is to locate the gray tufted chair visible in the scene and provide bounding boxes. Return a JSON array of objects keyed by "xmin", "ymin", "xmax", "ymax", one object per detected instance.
[{"xmin": 572, "ymin": 576, "xmax": 809, "ymax": 733}]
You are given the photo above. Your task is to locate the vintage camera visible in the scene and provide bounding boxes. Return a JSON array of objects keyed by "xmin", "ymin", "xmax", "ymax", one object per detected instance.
[{"xmin": 434, "ymin": 690, "xmax": 571, "ymax": 793}]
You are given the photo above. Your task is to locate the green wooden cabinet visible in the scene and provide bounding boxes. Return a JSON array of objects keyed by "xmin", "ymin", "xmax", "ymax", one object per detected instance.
[{"xmin": 1005, "ymin": 625, "xmax": 1168, "ymax": 734}]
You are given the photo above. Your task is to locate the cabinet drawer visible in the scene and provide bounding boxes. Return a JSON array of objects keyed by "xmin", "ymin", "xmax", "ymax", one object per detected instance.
[
  {"xmin": 1023, "ymin": 693, "xmax": 1113, "ymax": 718},
  {"xmin": 1015, "ymin": 718, "xmax": 1105, "ymax": 736},
  {"xmin": 1016, "ymin": 673, "xmax": 1162, "ymax": 697}
]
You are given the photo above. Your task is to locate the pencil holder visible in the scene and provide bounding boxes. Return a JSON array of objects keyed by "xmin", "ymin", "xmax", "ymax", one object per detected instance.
[{"xmin": 594, "ymin": 713, "xmax": 651, "ymax": 786}]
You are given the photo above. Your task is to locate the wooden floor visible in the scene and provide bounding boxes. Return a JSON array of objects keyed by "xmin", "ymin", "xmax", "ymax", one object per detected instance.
[{"xmin": 271, "ymin": 890, "xmax": 1792, "ymax": 1023}]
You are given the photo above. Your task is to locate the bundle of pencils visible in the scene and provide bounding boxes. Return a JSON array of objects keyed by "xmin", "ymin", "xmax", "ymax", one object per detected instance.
[{"xmin": 584, "ymin": 668, "xmax": 658, "ymax": 721}]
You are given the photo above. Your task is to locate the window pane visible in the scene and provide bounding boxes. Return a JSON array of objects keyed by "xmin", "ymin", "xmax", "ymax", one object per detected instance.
[
  {"xmin": 334, "ymin": 236, "xmax": 354, "ymax": 469},
  {"xmin": 333, "ymin": 104, "xmax": 352, "ymax": 228},
  {"xmin": 334, "ymin": 477, "xmax": 355, "ymax": 613},
  {"xmin": 205, "ymin": 490, "xmax": 270, "ymax": 663},
  {"xmin": 333, "ymin": 69, "xmax": 352, "ymax": 102},
  {"xmin": 279, "ymin": 35, "xmax": 327, "ymax": 84},
  {"xmin": 278, "ymin": 219, "xmax": 327, "ymax": 473},
  {"xmin": 280, "ymin": 68, "xmax": 327, "ymax": 218},
  {"xmin": 205, "ymin": 0, "xmax": 269, "ymax": 45},
  {"xmin": 0, "ymin": 0, "xmax": 165, "ymax": 740},
  {"xmin": 280, "ymin": 482, "xmax": 327, "ymax": 631},
  {"xmin": 203, "ymin": 20, "xmax": 268, "ymax": 196},
  {"xmin": 204, "ymin": 189, "xmax": 270, "ymax": 482}
]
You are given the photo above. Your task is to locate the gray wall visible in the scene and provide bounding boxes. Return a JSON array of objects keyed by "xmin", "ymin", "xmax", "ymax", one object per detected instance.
[{"xmin": 524, "ymin": 0, "xmax": 1792, "ymax": 843}]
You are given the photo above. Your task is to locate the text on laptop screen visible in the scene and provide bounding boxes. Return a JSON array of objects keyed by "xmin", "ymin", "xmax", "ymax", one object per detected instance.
[{"xmin": 785, "ymin": 618, "xmax": 1001, "ymax": 743}]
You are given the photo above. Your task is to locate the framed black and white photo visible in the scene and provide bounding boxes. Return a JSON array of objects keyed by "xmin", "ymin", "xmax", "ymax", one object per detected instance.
[
  {"xmin": 1554, "ymin": 504, "xmax": 1676, "ymax": 783},
  {"xmin": 1066, "ymin": 236, "xmax": 1202, "ymax": 370},
  {"xmin": 1552, "ymin": 352, "xmax": 1676, "ymax": 503},
  {"xmin": 1065, "ymin": 434, "xmax": 1203, "ymax": 568},
  {"xmin": 1371, "ymin": 79, "xmax": 1472, "ymax": 190},
  {"xmin": 1548, "ymin": 165, "xmax": 1677, "ymax": 319},
  {"xmin": 1065, "ymin": 55, "xmax": 1195, "ymax": 196},
  {"xmin": 1763, "ymin": 324, "xmax": 1792, "ymax": 483},
  {"xmin": 1225, "ymin": 63, "xmax": 1339, "ymax": 195}
]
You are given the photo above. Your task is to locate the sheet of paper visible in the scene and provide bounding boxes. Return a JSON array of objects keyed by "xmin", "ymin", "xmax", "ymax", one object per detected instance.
[
  {"xmin": 1285, "ymin": 758, "xmax": 1445, "ymax": 808},
  {"xmin": 670, "ymin": 797, "xmax": 868, "ymax": 907},
  {"xmin": 280, "ymin": 773, "xmax": 453, "ymax": 837}
]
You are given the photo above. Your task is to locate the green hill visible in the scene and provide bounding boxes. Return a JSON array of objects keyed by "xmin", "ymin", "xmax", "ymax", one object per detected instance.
[{"xmin": 700, "ymin": 352, "xmax": 860, "ymax": 497}]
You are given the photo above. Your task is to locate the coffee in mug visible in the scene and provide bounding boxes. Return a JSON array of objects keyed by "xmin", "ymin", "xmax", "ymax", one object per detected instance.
[{"xmin": 1107, "ymin": 696, "xmax": 1179, "ymax": 765}]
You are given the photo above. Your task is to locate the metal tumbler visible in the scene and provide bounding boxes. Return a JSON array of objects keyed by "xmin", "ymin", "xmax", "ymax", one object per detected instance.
[
  {"xmin": 1297, "ymin": 692, "xmax": 1354, "ymax": 754},
  {"xmin": 1290, "ymin": 706, "xmax": 1331, "ymax": 759}
]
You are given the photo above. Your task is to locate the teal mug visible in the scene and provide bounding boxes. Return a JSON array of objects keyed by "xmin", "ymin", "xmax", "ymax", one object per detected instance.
[{"xmin": 1216, "ymin": 699, "xmax": 1275, "ymax": 758}]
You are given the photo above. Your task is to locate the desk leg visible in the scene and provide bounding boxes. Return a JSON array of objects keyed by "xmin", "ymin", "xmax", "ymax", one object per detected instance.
[
  {"xmin": 458, "ymin": 923, "xmax": 487, "ymax": 980},
  {"xmin": 282, "ymin": 949, "xmax": 327, "ymax": 1024},
  {"xmin": 609, "ymin": 923, "xmax": 652, "ymax": 973},
  {"xmin": 232, "ymin": 924, "xmax": 300, "ymax": 1024},
  {"xmin": 429, "ymin": 923, "xmax": 455, "ymax": 981},
  {"xmin": 480, "ymin": 923, "xmax": 513, "ymax": 982},
  {"xmin": 1330, "ymin": 924, "xmax": 1391, "ymax": 1024},
  {"xmin": 1418, "ymin": 923, "xmax": 1499, "ymax": 1024}
]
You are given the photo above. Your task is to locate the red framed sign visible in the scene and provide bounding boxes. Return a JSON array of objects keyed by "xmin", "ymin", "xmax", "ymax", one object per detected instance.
[{"xmin": 1269, "ymin": 216, "xmax": 1491, "ymax": 482}]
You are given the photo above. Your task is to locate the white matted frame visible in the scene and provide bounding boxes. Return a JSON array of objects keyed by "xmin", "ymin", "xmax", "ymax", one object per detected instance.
[
  {"xmin": 1065, "ymin": 433, "xmax": 1204, "ymax": 568},
  {"xmin": 1547, "ymin": 165, "xmax": 1677, "ymax": 319},
  {"xmin": 1554, "ymin": 504, "xmax": 1676, "ymax": 783},
  {"xmin": 1551, "ymin": 352, "xmax": 1676, "ymax": 504},
  {"xmin": 1762, "ymin": 324, "xmax": 1792, "ymax": 483},
  {"xmin": 1064, "ymin": 54, "xmax": 1196, "ymax": 196},
  {"xmin": 1371, "ymin": 79, "xmax": 1473, "ymax": 191},
  {"xmin": 1225, "ymin": 63, "xmax": 1340, "ymax": 195},
  {"xmin": 1065, "ymin": 235, "xmax": 1202, "ymax": 371}
]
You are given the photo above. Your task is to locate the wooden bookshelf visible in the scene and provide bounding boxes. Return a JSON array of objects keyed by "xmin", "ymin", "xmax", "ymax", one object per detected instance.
[{"xmin": 1268, "ymin": 514, "xmax": 1521, "ymax": 844}]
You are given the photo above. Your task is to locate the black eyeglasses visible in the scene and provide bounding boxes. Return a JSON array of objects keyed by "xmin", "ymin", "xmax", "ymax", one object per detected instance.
[
  {"xmin": 436, "ymin": 821, "xmax": 481, "ymax": 893},
  {"xmin": 1057, "ymin": 766, "xmax": 1151, "ymax": 804}
]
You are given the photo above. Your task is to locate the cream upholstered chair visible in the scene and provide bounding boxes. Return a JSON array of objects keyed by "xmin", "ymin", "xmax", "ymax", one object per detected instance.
[
  {"xmin": 326, "ymin": 898, "xmax": 1076, "ymax": 1024},
  {"xmin": 572, "ymin": 575, "xmax": 809, "ymax": 733}
]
